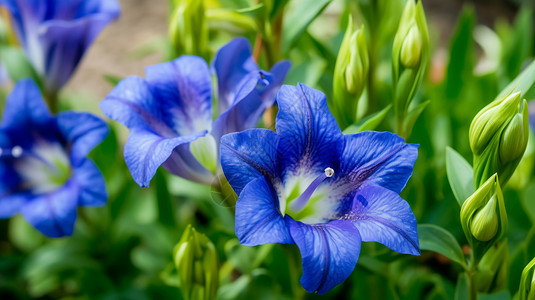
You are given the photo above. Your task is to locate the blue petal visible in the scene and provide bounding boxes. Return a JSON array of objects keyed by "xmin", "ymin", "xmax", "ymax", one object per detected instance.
[
  {"xmin": 220, "ymin": 129, "xmax": 279, "ymax": 195},
  {"xmin": 100, "ymin": 76, "xmax": 176, "ymax": 136},
  {"xmin": 235, "ymin": 177, "xmax": 292, "ymax": 246},
  {"xmin": 72, "ymin": 159, "xmax": 106, "ymax": 207},
  {"xmin": 258, "ymin": 60, "xmax": 291, "ymax": 102},
  {"xmin": 161, "ymin": 144, "xmax": 216, "ymax": 186},
  {"xmin": 275, "ymin": 84, "xmax": 344, "ymax": 179},
  {"xmin": 0, "ymin": 194, "xmax": 26, "ymax": 218},
  {"xmin": 212, "ymin": 37, "xmax": 258, "ymax": 114},
  {"xmin": 20, "ymin": 180, "xmax": 79, "ymax": 237},
  {"xmin": 286, "ymin": 217, "xmax": 362, "ymax": 294},
  {"xmin": 57, "ymin": 111, "xmax": 108, "ymax": 165},
  {"xmin": 1, "ymin": 79, "xmax": 51, "ymax": 130},
  {"xmin": 145, "ymin": 56, "xmax": 213, "ymax": 136},
  {"xmin": 339, "ymin": 131, "xmax": 418, "ymax": 194},
  {"xmin": 124, "ymin": 128, "xmax": 207, "ymax": 187},
  {"xmin": 348, "ymin": 184, "xmax": 420, "ymax": 255}
]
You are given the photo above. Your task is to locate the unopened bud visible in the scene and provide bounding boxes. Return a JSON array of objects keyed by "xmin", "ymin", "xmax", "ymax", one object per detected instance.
[
  {"xmin": 519, "ymin": 257, "xmax": 535, "ymax": 300},
  {"xmin": 400, "ymin": 25, "xmax": 422, "ymax": 69},
  {"xmin": 460, "ymin": 174, "xmax": 507, "ymax": 262},
  {"xmin": 174, "ymin": 225, "xmax": 218, "ymax": 300}
]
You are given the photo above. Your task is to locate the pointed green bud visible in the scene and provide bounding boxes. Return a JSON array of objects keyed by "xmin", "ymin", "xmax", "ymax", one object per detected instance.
[
  {"xmin": 519, "ymin": 257, "xmax": 535, "ymax": 300},
  {"xmin": 470, "ymin": 92, "xmax": 529, "ymax": 186},
  {"xmin": 475, "ymin": 240, "xmax": 509, "ymax": 293},
  {"xmin": 169, "ymin": 0, "xmax": 208, "ymax": 58},
  {"xmin": 400, "ymin": 25, "xmax": 422, "ymax": 69},
  {"xmin": 460, "ymin": 174, "xmax": 507, "ymax": 263},
  {"xmin": 174, "ymin": 225, "xmax": 219, "ymax": 300},
  {"xmin": 331, "ymin": 17, "xmax": 369, "ymax": 129},
  {"xmin": 190, "ymin": 134, "xmax": 218, "ymax": 174}
]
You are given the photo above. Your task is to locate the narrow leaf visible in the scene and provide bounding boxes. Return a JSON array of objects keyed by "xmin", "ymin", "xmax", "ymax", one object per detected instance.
[
  {"xmin": 343, "ymin": 105, "xmax": 391, "ymax": 134},
  {"xmin": 418, "ymin": 224, "xmax": 467, "ymax": 269},
  {"xmin": 497, "ymin": 59, "xmax": 535, "ymax": 99},
  {"xmin": 446, "ymin": 147, "xmax": 474, "ymax": 206}
]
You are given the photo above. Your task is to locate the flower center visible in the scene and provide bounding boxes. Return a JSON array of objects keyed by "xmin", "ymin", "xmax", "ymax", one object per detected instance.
[
  {"xmin": 2, "ymin": 143, "xmax": 71, "ymax": 194},
  {"xmin": 289, "ymin": 167, "xmax": 334, "ymax": 214}
]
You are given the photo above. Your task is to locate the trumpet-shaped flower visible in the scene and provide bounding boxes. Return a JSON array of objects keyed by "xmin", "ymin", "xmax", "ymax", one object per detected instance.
[
  {"xmin": 0, "ymin": 79, "xmax": 108, "ymax": 237},
  {"xmin": 220, "ymin": 83, "xmax": 419, "ymax": 294},
  {"xmin": 0, "ymin": 0, "xmax": 120, "ymax": 95},
  {"xmin": 100, "ymin": 37, "xmax": 290, "ymax": 187}
]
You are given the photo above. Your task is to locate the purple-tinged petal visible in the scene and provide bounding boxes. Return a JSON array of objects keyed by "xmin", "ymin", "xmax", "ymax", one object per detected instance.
[
  {"xmin": 236, "ymin": 177, "xmax": 292, "ymax": 246},
  {"xmin": 162, "ymin": 144, "xmax": 216, "ymax": 185},
  {"xmin": 124, "ymin": 128, "xmax": 207, "ymax": 187},
  {"xmin": 145, "ymin": 56, "xmax": 212, "ymax": 136},
  {"xmin": 1, "ymin": 79, "xmax": 51, "ymax": 129},
  {"xmin": 338, "ymin": 131, "xmax": 418, "ymax": 194},
  {"xmin": 57, "ymin": 111, "xmax": 108, "ymax": 165},
  {"xmin": 275, "ymin": 83, "xmax": 344, "ymax": 179},
  {"xmin": 529, "ymin": 100, "xmax": 534, "ymax": 130},
  {"xmin": 20, "ymin": 180, "xmax": 79, "ymax": 237},
  {"xmin": 0, "ymin": 194, "xmax": 26, "ymax": 218},
  {"xmin": 286, "ymin": 217, "xmax": 362, "ymax": 294},
  {"xmin": 212, "ymin": 37, "xmax": 258, "ymax": 113},
  {"xmin": 100, "ymin": 76, "xmax": 175, "ymax": 136},
  {"xmin": 220, "ymin": 129, "xmax": 279, "ymax": 195},
  {"xmin": 344, "ymin": 184, "xmax": 419, "ymax": 255},
  {"xmin": 73, "ymin": 159, "xmax": 106, "ymax": 207}
]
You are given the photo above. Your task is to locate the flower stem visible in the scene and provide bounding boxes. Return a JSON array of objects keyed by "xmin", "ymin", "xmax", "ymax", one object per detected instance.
[{"xmin": 467, "ymin": 254, "xmax": 478, "ymax": 300}]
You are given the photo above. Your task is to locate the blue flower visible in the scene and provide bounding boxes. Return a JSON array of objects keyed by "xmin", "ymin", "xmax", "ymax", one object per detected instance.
[
  {"xmin": 100, "ymin": 37, "xmax": 290, "ymax": 187},
  {"xmin": 0, "ymin": 79, "xmax": 108, "ymax": 237},
  {"xmin": 220, "ymin": 83, "xmax": 420, "ymax": 294},
  {"xmin": 0, "ymin": 0, "xmax": 120, "ymax": 95},
  {"xmin": 529, "ymin": 100, "xmax": 535, "ymax": 130}
]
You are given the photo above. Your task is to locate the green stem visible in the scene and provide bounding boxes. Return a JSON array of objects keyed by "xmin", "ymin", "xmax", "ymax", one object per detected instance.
[
  {"xmin": 467, "ymin": 254, "xmax": 478, "ymax": 300},
  {"xmin": 45, "ymin": 90, "xmax": 59, "ymax": 114}
]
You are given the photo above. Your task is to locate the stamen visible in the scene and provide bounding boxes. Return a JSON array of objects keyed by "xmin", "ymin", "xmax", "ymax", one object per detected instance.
[{"xmin": 290, "ymin": 167, "xmax": 334, "ymax": 213}]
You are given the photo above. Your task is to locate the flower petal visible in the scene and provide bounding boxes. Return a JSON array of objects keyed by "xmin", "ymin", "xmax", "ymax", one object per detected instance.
[
  {"xmin": 57, "ymin": 111, "xmax": 108, "ymax": 165},
  {"xmin": 339, "ymin": 131, "xmax": 418, "ymax": 194},
  {"xmin": 286, "ymin": 217, "xmax": 362, "ymax": 294},
  {"xmin": 347, "ymin": 184, "xmax": 420, "ymax": 255},
  {"xmin": 1, "ymin": 79, "xmax": 51, "ymax": 131},
  {"xmin": 20, "ymin": 180, "xmax": 79, "ymax": 237},
  {"xmin": 0, "ymin": 194, "xmax": 26, "ymax": 218},
  {"xmin": 145, "ymin": 56, "xmax": 213, "ymax": 135},
  {"xmin": 73, "ymin": 159, "xmax": 106, "ymax": 207},
  {"xmin": 235, "ymin": 177, "xmax": 292, "ymax": 246},
  {"xmin": 259, "ymin": 60, "xmax": 291, "ymax": 102},
  {"xmin": 161, "ymin": 144, "xmax": 216, "ymax": 185},
  {"xmin": 124, "ymin": 128, "xmax": 207, "ymax": 187},
  {"xmin": 212, "ymin": 37, "xmax": 258, "ymax": 114},
  {"xmin": 275, "ymin": 84, "xmax": 344, "ymax": 180},
  {"xmin": 220, "ymin": 129, "xmax": 279, "ymax": 195}
]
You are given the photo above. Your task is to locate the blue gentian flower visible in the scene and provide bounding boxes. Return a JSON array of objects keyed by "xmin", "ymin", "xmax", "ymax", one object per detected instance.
[
  {"xmin": 220, "ymin": 83, "xmax": 420, "ymax": 294},
  {"xmin": 0, "ymin": 0, "xmax": 120, "ymax": 95},
  {"xmin": 529, "ymin": 100, "xmax": 534, "ymax": 130},
  {"xmin": 100, "ymin": 37, "xmax": 290, "ymax": 187},
  {"xmin": 0, "ymin": 79, "xmax": 108, "ymax": 237}
]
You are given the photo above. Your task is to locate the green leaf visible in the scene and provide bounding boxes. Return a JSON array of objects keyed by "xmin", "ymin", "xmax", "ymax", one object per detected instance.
[
  {"xmin": 455, "ymin": 273, "xmax": 469, "ymax": 300},
  {"xmin": 281, "ymin": 0, "xmax": 332, "ymax": 53},
  {"xmin": 522, "ymin": 182, "xmax": 535, "ymax": 223},
  {"xmin": 497, "ymin": 59, "xmax": 535, "ymax": 100},
  {"xmin": 418, "ymin": 224, "xmax": 467, "ymax": 269},
  {"xmin": 343, "ymin": 105, "xmax": 391, "ymax": 134},
  {"xmin": 0, "ymin": 46, "xmax": 40, "ymax": 83},
  {"xmin": 102, "ymin": 74, "xmax": 123, "ymax": 87},
  {"xmin": 478, "ymin": 291, "xmax": 511, "ymax": 300},
  {"xmin": 446, "ymin": 147, "xmax": 474, "ymax": 206},
  {"xmin": 404, "ymin": 100, "xmax": 430, "ymax": 138}
]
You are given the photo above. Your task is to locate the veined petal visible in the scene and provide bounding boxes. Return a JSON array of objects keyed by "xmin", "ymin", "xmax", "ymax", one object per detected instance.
[
  {"xmin": 212, "ymin": 37, "xmax": 258, "ymax": 113},
  {"xmin": 100, "ymin": 76, "xmax": 175, "ymax": 136},
  {"xmin": 1, "ymin": 79, "xmax": 51, "ymax": 130},
  {"xmin": 339, "ymin": 131, "xmax": 418, "ymax": 194},
  {"xmin": 286, "ymin": 217, "xmax": 362, "ymax": 294},
  {"xmin": 346, "ymin": 184, "xmax": 420, "ymax": 255},
  {"xmin": 124, "ymin": 128, "xmax": 207, "ymax": 187},
  {"xmin": 220, "ymin": 129, "xmax": 279, "ymax": 195},
  {"xmin": 235, "ymin": 177, "xmax": 292, "ymax": 246},
  {"xmin": 145, "ymin": 56, "xmax": 212, "ymax": 136},
  {"xmin": 73, "ymin": 159, "xmax": 106, "ymax": 207},
  {"xmin": 20, "ymin": 180, "xmax": 79, "ymax": 237},
  {"xmin": 275, "ymin": 84, "xmax": 344, "ymax": 180},
  {"xmin": 57, "ymin": 111, "xmax": 108, "ymax": 165}
]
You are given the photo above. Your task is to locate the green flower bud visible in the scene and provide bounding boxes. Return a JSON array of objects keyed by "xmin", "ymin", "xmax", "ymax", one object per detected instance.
[
  {"xmin": 392, "ymin": 0, "xmax": 429, "ymax": 138},
  {"xmin": 470, "ymin": 91, "xmax": 529, "ymax": 187},
  {"xmin": 174, "ymin": 225, "xmax": 219, "ymax": 300},
  {"xmin": 169, "ymin": 0, "xmax": 208, "ymax": 58},
  {"xmin": 475, "ymin": 240, "xmax": 509, "ymax": 293},
  {"xmin": 519, "ymin": 257, "xmax": 535, "ymax": 300},
  {"xmin": 400, "ymin": 25, "xmax": 422, "ymax": 69},
  {"xmin": 190, "ymin": 134, "xmax": 218, "ymax": 174},
  {"xmin": 460, "ymin": 174, "xmax": 507, "ymax": 263},
  {"xmin": 332, "ymin": 17, "xmax": 369, "ymax": 129}
]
